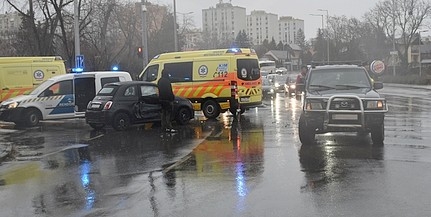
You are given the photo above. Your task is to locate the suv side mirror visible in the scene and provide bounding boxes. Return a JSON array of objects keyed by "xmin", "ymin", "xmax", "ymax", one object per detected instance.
[{"xmin": 373, "ymin": 82, "xmax": 383, "ymax": 90}]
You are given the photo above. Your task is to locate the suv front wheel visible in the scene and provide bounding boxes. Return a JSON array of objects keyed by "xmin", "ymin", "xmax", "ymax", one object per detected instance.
[
  {"xmin": 370, "ymin": 123, "xmax": 385, "ymax": 146},
  {"xmin": 299, "ymin": 115, "xmax": 315, "ymax": 145}
]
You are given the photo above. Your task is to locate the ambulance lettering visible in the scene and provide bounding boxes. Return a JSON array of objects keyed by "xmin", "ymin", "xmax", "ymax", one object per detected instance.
[{"xmin": 213, "ymin": 63, "xmax": 228, "ymax": 78}]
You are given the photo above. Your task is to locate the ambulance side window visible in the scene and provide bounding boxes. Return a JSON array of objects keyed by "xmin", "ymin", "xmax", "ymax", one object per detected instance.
[
  {"xmin": 237, "ymin": 59, "xmax": 260, "ymax": 81},
  {"xmin": 41, "ymin": 80, "xmax": 72, "ymax": 97},
  {"xmin": 142, "ymin": 65, "xmax": 159, "ymax": 82},
  {"xmin": 164, "ymin": 62, "xmax": 192, "ymax": 83}
]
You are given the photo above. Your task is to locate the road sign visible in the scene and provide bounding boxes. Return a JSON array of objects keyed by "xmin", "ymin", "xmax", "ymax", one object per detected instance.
[
  {"xmin": 76, "ymin": 55, "xmax": 84, "ymax": 69},
  {"xmin": 390, "ymin": 51, "xmax": 398, "ymax": 55}
]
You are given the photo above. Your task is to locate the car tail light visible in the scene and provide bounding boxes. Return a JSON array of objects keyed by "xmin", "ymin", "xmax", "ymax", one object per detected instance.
[{"xmin": 104, "ymin": 101, "xmax": 113, "ymax": 110}]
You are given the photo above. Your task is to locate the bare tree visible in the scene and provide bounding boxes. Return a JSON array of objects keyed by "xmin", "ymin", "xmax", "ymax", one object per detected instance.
[{"xmin": 366, "ymin": 0, "xmax": 431, "ymax": 72}]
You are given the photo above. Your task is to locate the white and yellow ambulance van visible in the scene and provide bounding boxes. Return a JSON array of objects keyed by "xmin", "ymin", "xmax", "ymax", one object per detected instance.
[
  {"xmin": 0, "ymin": 71, "xmax": 132, "ymax": 127},
  {"xmin": 0, "ymin": 56, "xmax": 67, "ymax": 102},
  {"xmin": 139, "ymin": 48, "xmax": 262, "ymax": 119}
]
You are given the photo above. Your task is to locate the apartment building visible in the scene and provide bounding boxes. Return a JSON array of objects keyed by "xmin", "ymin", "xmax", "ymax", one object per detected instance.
[
  {"xmin": 0, "ymin": 12, "xmax": 21, "ymax": 37},
  {"xmin": 247, "ymin": 10, "xmax": 279, "ymax": 45},
  {"xmin": 201, "ymin": 2, "xmax": 304, "ymax": 47},
  {"xmin": 279, "ymin": 16, "xmax": 304, "ymax": 45},
  {"xmin": 202, "ymin": 2, "xmax": 247, "ymax": 44}
]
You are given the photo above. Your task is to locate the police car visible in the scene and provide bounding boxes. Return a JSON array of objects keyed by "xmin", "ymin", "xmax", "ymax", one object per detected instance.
[{"xmin": 0, "ymin": 71, "xmax": 132, "ymax": 127}]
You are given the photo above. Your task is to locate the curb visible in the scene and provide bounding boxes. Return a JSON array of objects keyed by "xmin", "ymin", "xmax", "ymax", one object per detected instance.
[{"xmin": 385, "ymin": 83, "xmax": 431, "ymax": 90}]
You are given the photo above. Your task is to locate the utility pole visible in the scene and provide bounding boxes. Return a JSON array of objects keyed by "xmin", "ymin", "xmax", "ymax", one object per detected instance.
[{"xmin": 141, "ymin": 0, "xmax": 149, "ymax": 67}]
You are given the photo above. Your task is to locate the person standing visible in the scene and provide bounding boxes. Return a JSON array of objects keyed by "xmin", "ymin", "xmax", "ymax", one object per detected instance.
[
  {"xmin": 296, "ymin": 65, "xmax": 308, "ymax": 84},
  {"xmin": 157, "ymin": 69, "xmax": 176, "ymax": 133},
  {"xmin": 295, "ymin": 65, "xmax": 308, "ymax": 98}
]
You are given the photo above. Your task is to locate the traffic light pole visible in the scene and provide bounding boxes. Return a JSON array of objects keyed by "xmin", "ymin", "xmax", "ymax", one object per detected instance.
[{"xmin": 141, "ymin": 0, "xmax": 149, "ymax": 68}]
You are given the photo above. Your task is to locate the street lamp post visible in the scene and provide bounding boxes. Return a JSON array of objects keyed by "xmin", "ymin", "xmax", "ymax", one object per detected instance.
[
  {"xmin": 318, "ymin": 9, "xmax": 329, "ymax": 63},
  {"xmin": 173, "ymin": 0, "xmax": 178, "ymax": 52},
  {"xmin": 141, "ymin": 0, "xmax": 149, "ymax": 67},
  {"xmin": 418, "ymin": 30, "xmax": 428, "ymax": 77},
  {"xmin": 310, "ymin": 14, "xmax": 324, "ymax": 61}
]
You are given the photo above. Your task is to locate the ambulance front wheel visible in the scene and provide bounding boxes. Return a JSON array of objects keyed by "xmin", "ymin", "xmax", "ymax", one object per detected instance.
[
  {"xmin": 22, "ymin": 108, "xmax": 42, "ymax": 127},
  {"xmin": 202, "ymin": 100, "xmax": 220, "ymax": 119}
]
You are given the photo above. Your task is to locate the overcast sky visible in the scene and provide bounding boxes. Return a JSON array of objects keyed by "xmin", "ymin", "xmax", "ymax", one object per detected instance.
[{"xmin": 152, "ymin": 0, "xmax": 378, "ymax": 39}]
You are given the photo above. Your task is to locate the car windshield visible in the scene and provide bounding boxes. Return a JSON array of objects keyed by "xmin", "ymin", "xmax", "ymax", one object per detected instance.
[{"xmin": 308, "ymin": 68, "xmax": 371, "ymax": 90}]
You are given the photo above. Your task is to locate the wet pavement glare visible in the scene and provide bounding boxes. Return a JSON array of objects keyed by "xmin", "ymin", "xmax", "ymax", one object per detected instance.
[{"xmin": 0, "ymin": 85, "xmax": 431, "ymax": 217}]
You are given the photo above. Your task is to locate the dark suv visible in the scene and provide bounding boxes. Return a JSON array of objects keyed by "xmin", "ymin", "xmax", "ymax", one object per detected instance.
[
  {"xmin": 298, "ymin": 64, "xmax": 388, "ymax": 145},
  {"xmin": 85, "ymin": 81, "xmax": 194, "ymax": 131}
]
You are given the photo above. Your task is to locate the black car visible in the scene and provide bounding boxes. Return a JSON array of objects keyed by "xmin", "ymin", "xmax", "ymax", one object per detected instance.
[
  {"xmin": 85, "ymin": 81, "xmax": 194, "ymax": 131},
  {"xmin": 298, "ymin": 64, "xmax": 388, "ymax": 145},
  {"xmin": 284, "ymin": 73, "xmax": 299, "ymax": 97}
]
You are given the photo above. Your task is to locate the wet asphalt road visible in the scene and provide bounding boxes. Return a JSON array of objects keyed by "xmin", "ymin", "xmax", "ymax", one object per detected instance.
[{"xmin": 0, "ymin": 84, "xmax": 431, "ymax": 217}]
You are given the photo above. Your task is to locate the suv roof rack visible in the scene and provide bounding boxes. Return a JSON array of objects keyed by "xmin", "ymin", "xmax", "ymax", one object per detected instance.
[{"xmin": 310, "ymin": 60, "xmax": 366, "ymax": 68}]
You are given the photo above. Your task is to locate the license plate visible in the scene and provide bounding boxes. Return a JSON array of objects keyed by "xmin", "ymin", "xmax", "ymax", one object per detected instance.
[
  {"xmin": 240, "ymin": 97, "xmax": 250, "ymax": 103},
  {"xmin": 91, "ymin": 104, "xmax": 100, "ymax": 109},
  {"xmin": 332, "ymin": 114, "xmax": 358, "ymax": 120}
]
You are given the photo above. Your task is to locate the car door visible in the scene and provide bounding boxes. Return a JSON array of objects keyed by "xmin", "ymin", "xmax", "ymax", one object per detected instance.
[
  {"xmin": 135, "ymin": 85, "xmax": 161, "ymax": 120},
  {"xmin": 41, "ymin": 79, "xmax": 75, "ymax": 119}
]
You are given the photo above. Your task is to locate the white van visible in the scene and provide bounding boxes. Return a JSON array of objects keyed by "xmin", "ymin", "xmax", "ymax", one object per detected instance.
[
  {"xmin": 259, "ymin": 60, "xmax": 276, "ymax": 77},
  {"xmin": 0, "ymin": 71, "xmax": 132, "ymax": 127}
]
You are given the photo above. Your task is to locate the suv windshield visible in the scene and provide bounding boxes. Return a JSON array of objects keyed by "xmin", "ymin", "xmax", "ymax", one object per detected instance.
[{"xmin": 308, "ymin": 68, "xmax": 371, "ymax": 91}]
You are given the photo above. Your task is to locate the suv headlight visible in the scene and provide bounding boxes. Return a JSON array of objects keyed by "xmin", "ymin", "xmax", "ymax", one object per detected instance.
[
  {"xmin": 305, "ymin": 100, "xmax": 325, "ymax": 110},
  {"xmin": 366, "ymin": 100, "xmax": 385, "ymax": 110}
]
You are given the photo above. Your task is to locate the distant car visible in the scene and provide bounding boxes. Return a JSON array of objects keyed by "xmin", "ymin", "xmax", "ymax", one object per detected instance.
[
  {"xmin": 85, "ymin": 81, "xmax": 194, "ymax": 131},
  {"xmin": 267, "ymin": 74, "xmax": 287, "ymax": 93},
  {"xmin": 284, "ymin": 73, "xmax": 299, "ymax": 97},
  {"xmin": 261, "ymin": 77, "xmax": 276, "ymax": 98},
  {"xmin": 275, "ymin": 67, "xmax": 288, "ymax": 74}
]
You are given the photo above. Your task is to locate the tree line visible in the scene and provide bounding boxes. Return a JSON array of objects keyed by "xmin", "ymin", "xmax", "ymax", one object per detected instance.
[{"xmin": 1, "ymin": 0, "xmax": 430, "ymax": 77}]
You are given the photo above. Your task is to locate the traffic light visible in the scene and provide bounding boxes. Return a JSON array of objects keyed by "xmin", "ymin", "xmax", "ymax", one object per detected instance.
[{"xmin": 137, "ymin": 47, "xmax": 143, "ymax": 58}]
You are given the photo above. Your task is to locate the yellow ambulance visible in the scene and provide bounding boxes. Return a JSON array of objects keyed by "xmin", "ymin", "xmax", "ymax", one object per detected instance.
[
  {"xmin": 0, "ymin": 56, "xmax": 67, "ymax": 102},
  {"xmin": 138, "ymin": 48, "xmax": 262, "ymax": 119}
]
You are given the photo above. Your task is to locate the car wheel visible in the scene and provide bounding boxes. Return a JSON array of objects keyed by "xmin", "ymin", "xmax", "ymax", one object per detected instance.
[
  {"xmin": 299, "ymin": 115, "xmax": 315, "ymax": 145},
  {"xmin": 371, "ymin": 124, "xmax": 384, "ymax": 146},
  {"xmin": 112, "ymin": 113, "xmax": 131, "ymax": 131},
  {"xmin": 24, "ymin": 108, "xmax": 42, "ymax": 127},
  {"xmin": 202, "ymin": 100, "xmax": 220, "ymax": 119},
  {"xmin": 89, "ymin": 123, "xmax": 105, "ymax": 130},
  {"xmin": 176, "ymin": 107, "xmax": 192, "ymax": 125}
]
